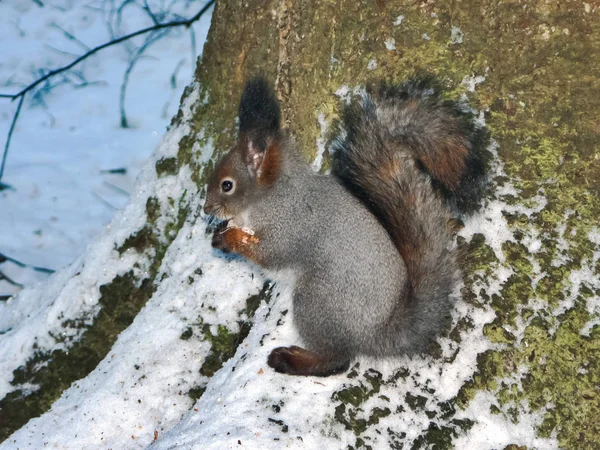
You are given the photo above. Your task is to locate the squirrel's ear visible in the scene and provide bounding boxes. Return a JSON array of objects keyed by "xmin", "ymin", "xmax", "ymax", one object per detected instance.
[
  {"xmin": 246, "ymin": 138, "xmax": 266, "ymax": 177},
  {"xmin": 238, "ymin": 77, "xmax": 282, "ymax": 186},
  {"xmin": 245, "ymin": 138, "xmax": 282, "ymax": 186}
]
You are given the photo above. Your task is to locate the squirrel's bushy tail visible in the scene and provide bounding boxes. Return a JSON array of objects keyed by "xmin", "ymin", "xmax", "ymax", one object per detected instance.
[{"xmin": 331, "ymin": 78, "xmax": 490, "ymax": 354}]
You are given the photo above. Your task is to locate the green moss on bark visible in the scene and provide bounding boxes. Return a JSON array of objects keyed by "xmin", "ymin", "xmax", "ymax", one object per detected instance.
[{"xmin": 155, "ymin": 157, "xmax": 179, "ymax": 177}]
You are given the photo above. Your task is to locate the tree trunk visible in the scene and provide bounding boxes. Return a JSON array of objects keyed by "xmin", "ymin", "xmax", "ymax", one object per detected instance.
[{"xmin": 1, "ymin": 0, "xmax": 599, "ymax": 448}]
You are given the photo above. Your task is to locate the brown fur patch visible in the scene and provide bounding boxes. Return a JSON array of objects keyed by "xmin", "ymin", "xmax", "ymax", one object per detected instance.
[
  {"xmin": 257, "ymin": 140, "xmax": 282, "ymax": 187},
  {"xmin": 420, "ymin": 137, "xmax": 468, "ymax": 190},
  {"xmin": 398, "ymin": 241, "xmax": 424, "ymax": 289},
  {"xmin": 378, "ymin": 155, "xmax": 402, "ymax": 179}
]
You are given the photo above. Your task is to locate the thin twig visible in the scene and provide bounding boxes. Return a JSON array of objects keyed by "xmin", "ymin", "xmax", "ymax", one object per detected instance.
[
  {"xmin": 120, "ymin": 30, "xmax": 167, "ymax": 128},
  {"xmin": 0, "ymin": 95, "xmax": 25, "ymax": 184},
  {"xmin": 0, "ymin": 270, "xmax": 25, "ymax": 289},
  {"xmin": 74, "ymin": 80, "xmax": 108, "ymax": 90},
  {"xmin": 162, "ymin": 58, "xmax": 185, "ymax": 118},
  {"xmin": 103, "ymin": 181, "xmax": 130, "ymax": 197},
  {"xmin": 44, "ymin": 44, "xmax": 81, "ymax": 58},
  {"xmin": 116, "ymin": 0, "xmax": 138, "ymax": 52},
  {"xmin": 0, "ymin": 251, "xmax": 55, "ymax": 273},
  {"xmin": 143, "ymin": 0, "xmax": 160, "ymax": 25},
  {"xmin": 93, "ymin": 192, "xmax": 118, "ymax": 210},
  {"xmin": 100, "ymin": 167, "xmax": 127, "ymax": 174},
  {"xmin": 171, "ymin": 58, "xmax": 185, "ymax": 89},
  {"xmin": 105, "ymin": 0, "xmax": 118, "ymax": 39},
  {"xmin": 50, "ymin": 22, "xmax": 91, "ymax": 50}
]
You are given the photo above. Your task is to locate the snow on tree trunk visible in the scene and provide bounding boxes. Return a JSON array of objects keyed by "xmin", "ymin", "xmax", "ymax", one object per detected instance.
[{"xmin": 1, "ymin": 1, "xmax": 599, "ymax": 449}]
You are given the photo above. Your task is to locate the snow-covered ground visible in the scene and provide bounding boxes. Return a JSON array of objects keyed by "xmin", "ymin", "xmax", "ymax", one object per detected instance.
[{"xmin": 0, "ymin": 0, "xmax": 213, "ymax": 295}]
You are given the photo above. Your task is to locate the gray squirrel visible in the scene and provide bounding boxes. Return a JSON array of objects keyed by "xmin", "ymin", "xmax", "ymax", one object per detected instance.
[{"xmin": 203, "ymin": 77, "xmax": 490, "ymax": 377}]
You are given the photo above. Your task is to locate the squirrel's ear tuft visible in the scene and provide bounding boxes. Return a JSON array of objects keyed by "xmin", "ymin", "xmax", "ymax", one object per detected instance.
[{"xmin": 239, "ymin": 77, "xmax": 281, "ymax": 149}]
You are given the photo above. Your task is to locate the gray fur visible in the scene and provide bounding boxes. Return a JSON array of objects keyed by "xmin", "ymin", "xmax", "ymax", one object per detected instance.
[{"xmin": 245, "ymin": 152, "xmax": 408, "ymax": 362}]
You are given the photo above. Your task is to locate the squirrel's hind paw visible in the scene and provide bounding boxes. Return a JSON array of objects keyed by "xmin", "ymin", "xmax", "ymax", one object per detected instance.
[{"xmin": 267, "ymin": 346, "xmax": 349, "ymax": 377}]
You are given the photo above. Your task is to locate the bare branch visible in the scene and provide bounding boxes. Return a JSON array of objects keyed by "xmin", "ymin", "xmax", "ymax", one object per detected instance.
[
  {"xmin": 0, "ymin": 251, "xmax": 55, "ymax": 274},
  {"xmin": 0, "ymin": 0, "xmax": 214, "ymax": 101},
  {"xmin": 0, "ymin": 94, "xmax": 25, "ymax": 186},
  {"xmin": 116, "ymin": 0, "xmax": 139, "ymax": 51},
  {"xmin": 44, "ymin": 44, "xmax": 81, "ymax": 58},
  {"xmin": 0, "ymin": 0, "xmax": 215, "ymax": 184},
  {"xmin": 100, "ymin": 167, "xmax": 127, "ymax": 174},
  {"xmin": 120, "ymin": 29, "xmax": 168, "ymax": 128},
  {"xmin": 0, "ymin": 271, "xmax": 24, "ymax": 289},
  {"xmin": 162, "ymin": 58, "xmax": 185, "ymax": 118},
  {"xmin": 171, "ymin": 58, "xmax": 186, "ymax": 89},
  {"xmin": 103, "ymin": 181, "xmax": 130, "ymax": 197},
  {"xmin": 93, "ymin": 192, "xmax": 118, "ymax": 210},
  {"xmin": 143, "ymin": 0, "xmax": 160, "ymax": 25}
]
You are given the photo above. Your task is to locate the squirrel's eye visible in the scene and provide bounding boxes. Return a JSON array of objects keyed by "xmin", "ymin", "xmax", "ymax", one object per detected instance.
[{"xmin": 221, "ymin": 179, "xmax": 234, "ymax": 193}]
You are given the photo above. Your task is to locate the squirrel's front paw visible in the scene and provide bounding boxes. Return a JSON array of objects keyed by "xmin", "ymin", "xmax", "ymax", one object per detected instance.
[
  {"xmin": 211, "ymin": 225, "xmax": 261, "ymax": 262},
  {"xmin": 211, "ymin": 223, "xmax": 232, "ymax": 253}
]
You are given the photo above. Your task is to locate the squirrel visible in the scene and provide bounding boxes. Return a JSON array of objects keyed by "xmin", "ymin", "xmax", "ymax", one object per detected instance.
[{"xmin": 203, "ymin": 76, "xmax": 490, "ymax": 377}]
